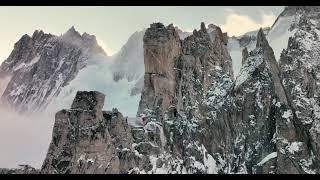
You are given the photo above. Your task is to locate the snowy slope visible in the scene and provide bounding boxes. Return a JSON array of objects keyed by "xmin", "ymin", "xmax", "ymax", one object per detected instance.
[
  {"xmin": 47, "ymin": 55, "xmax": 141, "ymax": 118},
  {"xmin": 0, "ymin": 76, "xmax": 11, "ymax": 97},
  {"xmin": 267, "ymin": 16, "xmax": 296, "ymax": 61}
]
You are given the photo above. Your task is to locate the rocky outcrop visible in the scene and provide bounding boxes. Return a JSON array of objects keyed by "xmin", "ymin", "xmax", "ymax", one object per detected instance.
[
  {"xmin": 136, "ymin": 22, "xmax": 234, "ymax": 173},
  {"xmin": 41, "ymin": 91, "xmax": 136, "ymax": 174},
  {"xmin": 230, "ymin": 28, "xmax": 292, "ymax": 174},
  {"xmin": 242, "ymin": 47, "xmax": 248, "ymax": 65},
  {"xmin": 135, "ymin": 20, "xmax": 320, "ymax": 174},
  {"xmin": 0, "ymin": 27, "xmax": 106, "ymax": 113},
  {"xmin": 41, "ymin": 91, "xmax": 118, "ymax": 173},
  {"xmin": 111, "ymin": 27, "xmax": 192, "ymax": 97},
  {"xmin": 137, "ymin": 23, "xmax": 181, "ymax": 119},
  {"xmin": 41, "ymin": 90, "xmax": 181, "ymax": 174},
  {"xmin": 277, "ymin": 11, "xmax": 320, "ymax": 173},
  {"xmin": 228, "ymin": 27, "xmax": 271, "ymax": 51},
  {"xmin": 0, "ymin": 165, "xmax": 39, "ymax": 174}
]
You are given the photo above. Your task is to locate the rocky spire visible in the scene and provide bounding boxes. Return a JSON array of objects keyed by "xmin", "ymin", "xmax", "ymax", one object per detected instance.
[
  {"xmin": 200, "ymin": 22, "xmax": 207, "ymax": 33},
  {"xmin": 71, "ymin": 91, "xmax": 105, "ymax": 112},
  {"xmin": 137, "ymin": 22, "xmax": 235, "ymax": 173},
  {"xmin": 256, "ymin": 28, "xmax": 269, "ymax": 48},
  {"xmin": 65, "ymin": 26, "xmax": 81, "ymax": 37},
  {"xmin": 137, "ymin": 22, "xmax": 181, "ymax": 118},
  {"xmin": 61, "ymin": 26, "xmax": 82, "ymax": 42},
  {"xmin": 31, "ymin": 30, "xmax": 45, "ymax": 40},
  {"xmin": 242, "ymin": 47, "xmax": 249, "ymax": 65},
  {"xmin": 41, "ymin": 91, "xmax": 136, "ymax": 174}
]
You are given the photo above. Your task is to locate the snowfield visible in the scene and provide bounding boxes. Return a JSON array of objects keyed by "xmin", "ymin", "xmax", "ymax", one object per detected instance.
[{"xmin": 47, "ymin": 55, "xmax": 142, "ymax": 118}]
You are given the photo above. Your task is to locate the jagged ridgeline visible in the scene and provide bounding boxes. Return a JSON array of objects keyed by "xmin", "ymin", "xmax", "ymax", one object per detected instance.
[
  {"xmin": 37, "ymin": 18, "xmax": 320, "ymax": 174},
  {"xmin": 0, "ymin": 27, "xmax": 106, "ymax": 113},
  {"xmin": 2, "ymin": 6, "xmax": 320, "ymax": 174}
]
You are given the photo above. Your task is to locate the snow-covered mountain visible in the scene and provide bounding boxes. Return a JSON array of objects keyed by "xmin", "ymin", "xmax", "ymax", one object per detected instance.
[
  {"xmin": 0, "ymin": 27, "xmax": 106, "ymax": 113},
  {"xmin": 3, "ymin": 6, "xmax": 320, "ymax": 173},
  {"xmin": 110, "ymin": 30, "xmax": 145, "ymax": 96},
  {"xmin": 0, "ymin": 27, "xmax": 146, "ymax": 118}
]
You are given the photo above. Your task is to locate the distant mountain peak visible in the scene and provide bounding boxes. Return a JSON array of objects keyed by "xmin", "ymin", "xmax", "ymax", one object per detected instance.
[
  {"xmin": 62, "ymin": 26, "xmax": 82, "ymax": 40},
  {"xmin": 256, "ymin": 28, "xmax": 269, "ymax": 48},
  {"xmin": 60, "ymin": 27, "xmax": 106, "ymax": 56}
]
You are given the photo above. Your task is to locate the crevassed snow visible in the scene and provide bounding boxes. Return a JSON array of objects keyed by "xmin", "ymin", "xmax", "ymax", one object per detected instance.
[
  {"xmin": 47, "ymin": 55, "xmax": 141, "ymax": 118},
  {"xmin": 257, "ymin": 152, "xmax": 277, "ymax": 166}
]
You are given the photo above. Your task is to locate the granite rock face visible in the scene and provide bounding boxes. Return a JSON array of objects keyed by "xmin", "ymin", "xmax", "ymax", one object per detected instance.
[
  {"xmin": 41, "ymin": 91, "xmax": 134, "ymax": 174},
  {"xmin": 137, "ymin": 23, "xmax": 181, "ymax": 119},
  {"xmin": 230, "ymin": 28, "xmax": 290, "ymax": 174},
  {"xmin": 277, "ymin": 8, "xmax": 320, "ymax": 173},
  {"xmin": 135, "ymin": 22, "xmax": 234, "ymax": 173},
  {"xmin": 41, "ymin": 21, "xmax": 320, "ymax": 174},
  {"xmin": 135, "ymin": 20, "xmax": 320, "ymax": 174},
  {"xmin": 41, "ymin": 91, "xmax": 177, "ymax": 174},
  {"xmin": 111, "ymin": 27, "xmax": 192, "ymax": 97}
]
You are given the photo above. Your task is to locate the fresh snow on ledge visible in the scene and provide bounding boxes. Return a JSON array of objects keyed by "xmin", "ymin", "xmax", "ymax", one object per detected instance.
[
  {"xmin": 235, "ymin": 53, "xmax": 263, "ymax": 88},
  {"xmin": 257, "ymin": 152, "xmax": 277, "ymax": 166}
]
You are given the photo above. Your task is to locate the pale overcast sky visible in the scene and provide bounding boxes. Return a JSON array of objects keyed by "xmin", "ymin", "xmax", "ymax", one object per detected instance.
[{"xmin": 0, "ymin": 6, "xmax": 284, "ymax": 62}]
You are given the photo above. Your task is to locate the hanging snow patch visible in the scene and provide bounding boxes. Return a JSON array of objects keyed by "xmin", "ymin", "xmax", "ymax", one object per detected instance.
[
  {"xmin": 286, "ymin": 141, "xmax": 303, "ymax": 154},
  {"xmin": 282, "ymin": 110, "xmax": 293, "ymax": 122},
  {"xmin": 257, "ymin": 152, "xmax": 277, "ymax": 166}
]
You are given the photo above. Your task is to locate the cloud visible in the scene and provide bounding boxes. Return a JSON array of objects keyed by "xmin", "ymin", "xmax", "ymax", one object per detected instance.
[
  {"xmin": 97, "ymin": 39, "xmax": 115, "ymax": 56},
  {"xmin": 0, "ymin": 105, "xmax": 55, "ymax": 168},
  {"xmin": 220, "ymin": 9, "xmax": 276, "ymax": 37}
]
